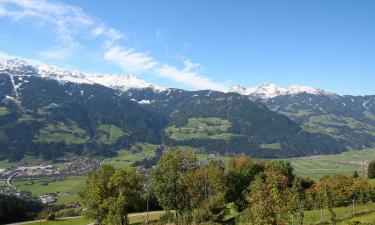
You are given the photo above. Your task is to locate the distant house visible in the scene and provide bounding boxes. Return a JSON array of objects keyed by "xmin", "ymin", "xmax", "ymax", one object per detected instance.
[{"xmin": 39, "ymin": 195, "xmax": 57, "ymax": 204}]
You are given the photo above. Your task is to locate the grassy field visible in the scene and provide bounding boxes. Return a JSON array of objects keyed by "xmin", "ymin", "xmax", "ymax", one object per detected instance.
[
  {"xmin": 339, "ymin": 211, "xmax": 375, "ymax": 224},
  {"xmin": 106, "ymin": 150, "xmax": 142, "ymax": 169},
  {"xmin": 34, "ymin": 122, "xmax": 88, "ymax": 144},
  {"xmin": 259, "ymin": 142, "xmax": 281, "ymax": 150},
  {"xmin": 165, "ymin": 117, "xmax": 234, "ymax": 141},
  {"xmin": 303, "ymin": 114, "xmax": 375, "ymax": 139},
  {"xmin": 96, "ymin": 124, "xmax": 126, "ymax": 144},
  {"xmin": 13, "ymin": 176, "xmax": 86, "ymax": 204},
  {"xmin": 106, "ymin": 143, "xmax": 159, "ymax": 169},
  {"xmin": 27, "ymin": 217, "xmax": 91, "ymax": 225},
  {"xmin": 0, "ymin": 159, "xmax": 14, "ymax": 168},
  {"xmin": 304, "ymin": 203, "xmax": 375, "ymax": 224},
  {"xmin": 285, "ymin": 149, "xmax": 375, "ymax": 180},
  {"xmin": 0, "ymin": 106, "xmax": 9, "ymax": 116},
  {"xmin": 26, "ymin": 211, "xmax": 165, "ymax": 225}
]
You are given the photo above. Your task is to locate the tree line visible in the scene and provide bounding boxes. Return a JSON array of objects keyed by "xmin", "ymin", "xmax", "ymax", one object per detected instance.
[{"xmin": 80, "ymin": 148, "xmax": 375, "ymax": 225}]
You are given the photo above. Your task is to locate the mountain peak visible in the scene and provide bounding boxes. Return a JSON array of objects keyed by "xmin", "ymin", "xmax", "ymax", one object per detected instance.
[
  {"xmin": 0, "ymin": 58, "xmax": 167, "ymax": 91},
  {"xmin": 0, "ymin": 58, "xmax": 38, "ymax": 74},
  {"xmin": 229, "ymin": 83, "xmax": 332, "ymax": 98},
  {"xmin": 88, "ymin": 74, "xmax": 166, "ymax": 92}
]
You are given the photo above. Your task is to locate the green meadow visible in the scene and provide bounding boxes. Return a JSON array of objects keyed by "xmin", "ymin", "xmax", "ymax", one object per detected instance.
[
  {"xmin": 165, "ymin": 117, "xmax": 234, "ymax": 141},
  {"xmin": 285, "ymin": 149, "xmax": 375, "ymax": 180},
  {"xmin": 0, "ymin": 107, "xmax": 9, "ymax": 116},
  {"xmin": 13, "ymin": 176, "xmax": 86, "ymax": 204},
  {"xmin": 26, "ymin": 211, "xmax": 165, "ymax": 225}
]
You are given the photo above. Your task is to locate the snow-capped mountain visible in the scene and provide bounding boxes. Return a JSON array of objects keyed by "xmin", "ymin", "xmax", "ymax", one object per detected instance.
[
  {"xmin": 229, "ymin": 83, "xmax": 333, "ymax": 99},
  {"xmin": 0, "ymin": 58, "xmax": 92, "ymax": 84},
  {"xmin": 88, "ymin": 74, "xmax": 166, "ymax": 93},
  {"xmin": 0, "ymin": 58, "xmax": 167, "ymax": 92}
]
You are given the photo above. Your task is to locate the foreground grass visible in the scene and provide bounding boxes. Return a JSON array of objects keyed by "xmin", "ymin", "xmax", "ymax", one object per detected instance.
[
  {"xmin": 27, "ymin": 217, "xmax": 91, "ymax": 225},
  {"xmin": 304, "ymin": 203, "xmax": 375, "ymax": 224},
  {"xmin": 26, "ymin": 211, "xmax": 165, "ymax": 225},
  {"xmin": 339, "ymin": 211, "xmax": 375, "ymax": 224}
]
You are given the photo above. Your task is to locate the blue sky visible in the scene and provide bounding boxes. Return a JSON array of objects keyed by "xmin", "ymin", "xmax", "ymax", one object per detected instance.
[{"xmin": 0, "ymin": 0, "xmax": 374, "ymax": 95}]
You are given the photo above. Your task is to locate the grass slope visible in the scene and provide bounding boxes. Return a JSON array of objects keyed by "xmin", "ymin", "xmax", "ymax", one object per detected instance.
[
  {"xmin": 26, "ymin": 211, "xmax": 165, "ymax": 225},
  {"xmin": 286, "ymin": 149, "xmax": 375, "ymax": 180},
  {"xmin": 106, "ymin": 143, "xmax": 159, "ymax": 169},
  {"xmin": 34, "ymin": 122, "xmax": 88, "ymax": 144},
  {"xmin": 304, "ymin": 203, "xmax": 375, "ymax": 225},
  {"xmin": 165, "ymin": 117, "xmax": 234, "ymax": 141},
  {"xmin": 0, "ymin": 107, "xmax": 9, "ymax": 116},
  {"xmin": 96, "ymin": 124, "xmax": 126, "ymax": 144}
]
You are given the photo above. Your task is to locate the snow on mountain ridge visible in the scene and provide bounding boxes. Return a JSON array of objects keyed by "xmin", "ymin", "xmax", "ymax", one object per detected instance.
[
  {"xmin": 0, "ymin": 58, "xmax": 92, "ymax": 84},
  {"xmin": 229, "ymin": 83, "xmax": 333, "ymax": 98},
  {"xmin": 0, "ymin": 58, "xmax": 166, "ymax": 91},
  {"xmin": 88, "ymin": 74, "xmax": 166, "ymax": 92}
]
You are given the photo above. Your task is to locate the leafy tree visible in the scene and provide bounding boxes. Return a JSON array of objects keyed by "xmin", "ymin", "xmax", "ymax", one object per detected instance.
[
  {"xmin": 150, "ymin": 148, "xmax": 197, "ymax": 217},
  {"xmin": 104, "ymin": 169, "xmax": 142, "ymax": 225},
  {"xmin": 265, "ymin": 160, "xmax": 295, "ymax": 184},
  {"xmin": 290, "ymin": 177, "xmax": 307, "ymax": 225},
  {"xmin": 182, "ymin": 159, "xmax": 229, "ymax": 223},
  {"xmin": 192, "ymin": 193, "xmax": 228, "ymax": 223},
  {"xmin": 353, "ymin": 171, "xmax": 359, "ymax": 179},
  {"xmin": 80, "ymin": 165, "xmax": 141, "ymax": 225},
  {"xmin": 0, "ymin": 194, "xmax": 43, "ymax": 224},
  {"xmin": 184, "ymin": 160, "xmax": 227, "ymax": 209},
  {"xmin": 368, "ymin": 161, "xmax": 375, "ymax": 179},
  {"xmin": 240, "ymin": 171, "xmax": 293, "ymax": 225},
  {"xmin": 225, "ymin": 156, "xmax": 263, "ymax": 210}
]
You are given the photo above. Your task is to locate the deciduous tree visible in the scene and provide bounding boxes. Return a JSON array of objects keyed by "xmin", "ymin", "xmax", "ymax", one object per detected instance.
[
  {"xmin": 80, "ymin": 165, "xmax": 141, "ymax": 225},
  {"xmin": 225, "ymin": 156, "xmax": 263, "ymax": 210},
  {"xmin": 150, "ymin": 148, "xmax": 197, "ymax": 217}
]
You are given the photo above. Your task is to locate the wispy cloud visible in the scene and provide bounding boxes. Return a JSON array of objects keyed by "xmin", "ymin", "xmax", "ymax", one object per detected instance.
[
  {"xmin": 0, "ymin": 0, "xmax": 94, "ymax": 57},
  {"xmin": 157, "ymin": 61, "xmax": 227, "ymax": 91},
  {"xmin": 0, "ymin": 0, "xmax": 123, "ymax": 58},
  {"xmin": 0, "ymin": 0, "xmax": 227, "ymax": 91},
  {"xmin": 91, "ymin": 25, "xmax": 125, "ymax": 42},
  {"xmin": 104, "ymin": 46, "xmax": 158, "ymax": 72}
]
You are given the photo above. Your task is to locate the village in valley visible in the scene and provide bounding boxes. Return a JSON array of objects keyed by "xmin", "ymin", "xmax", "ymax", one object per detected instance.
[{"xmin": 0, "ymin": 156, "xmax": 102, "ymax": 205}]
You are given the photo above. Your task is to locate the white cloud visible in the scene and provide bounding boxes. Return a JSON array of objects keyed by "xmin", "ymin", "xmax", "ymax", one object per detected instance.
[
  {"xmin": 104, "ymin": 46, "xmax": 158, "ymax": 72},
  {"xmin": 0, "ymin": 0, "xmax": 227, "ymax": 91},
  {"xmin": 0, "ymin": 0, "xmax": 124, "ymax": 58},
  {"xmin": 91, "ymin": 25, "xmax": 124, "ymax": 41},
  {"xmin": 182, "ymin": 58, "xmax": 200, "ymax": 71},
  {"xmin": 157, "ymin": 62, "xmax": 227, "ymax": 91}
]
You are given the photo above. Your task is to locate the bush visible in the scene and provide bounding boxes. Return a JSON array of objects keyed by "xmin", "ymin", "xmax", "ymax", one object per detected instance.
[{"xmin": 159, "ymin": 211, "xmax": 176, "ymax": 224}]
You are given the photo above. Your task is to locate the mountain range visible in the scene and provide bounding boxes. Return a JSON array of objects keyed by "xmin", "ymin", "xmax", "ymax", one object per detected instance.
[{"xmin": 0, "ymin": 58, "xmax": 374, "ymax": 161}]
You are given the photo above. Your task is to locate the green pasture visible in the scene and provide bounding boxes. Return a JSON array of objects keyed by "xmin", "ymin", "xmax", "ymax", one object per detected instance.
[
  {"xmin": 34, "ymin": 122, "xmax": 88, "ymax": 144},
  {"xmin": 13, "ymin": 176, "xmax": 86, "ymax": 204},
  {"xmin": 286, "ymin": 149, "xmax": 375, "ymax": 180},
  {"xmin": 26, "ymin": 211, "xmax": 165, "ymax": 225},
  {"xmin": 165, "ymin": 117, "xmax": 234, "ymax": 141},
  {"xmin": 304, "ymin": 203, "xmax": 375, "ymax": 224},
  {"xmin": 0, "ymin": 107, "xmax": 9, "ymax": 116}
]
